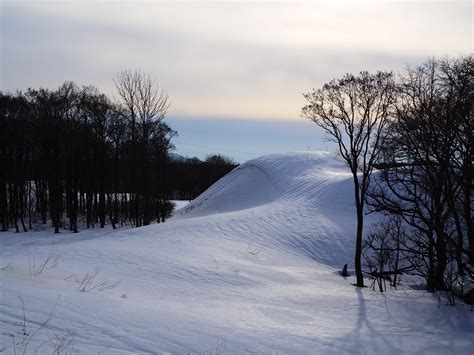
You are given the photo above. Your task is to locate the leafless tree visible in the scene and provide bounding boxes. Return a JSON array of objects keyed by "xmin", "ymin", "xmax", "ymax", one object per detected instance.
[
  {"xmin": 113, "ymin": 69, "xmax": 171, "ymax": 226},
  {"xmin": 363, "ymin": 216, "xmax": 410, "ymax": 291},
  {"xmin": 302, "ymin": 71, "xmax": 397, "ymax": 287},
  {"xmin": 368, "ymin": 56, "xmax": 473, "ymax": 292}
]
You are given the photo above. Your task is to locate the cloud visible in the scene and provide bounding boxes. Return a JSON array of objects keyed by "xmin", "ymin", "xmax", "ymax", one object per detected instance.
[{"xmin": 1, "ymin": 1, "xmax": 471, "ymax": 120}]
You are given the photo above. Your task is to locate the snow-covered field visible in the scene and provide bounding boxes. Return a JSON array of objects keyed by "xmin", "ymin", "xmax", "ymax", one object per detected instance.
[{"xmin": 1, "ymin": 152, "xmax": 473, "ymax": 354}]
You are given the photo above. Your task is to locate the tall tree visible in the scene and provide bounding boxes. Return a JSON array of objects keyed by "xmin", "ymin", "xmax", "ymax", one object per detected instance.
[
  {"xmin": 113, "ymin": 69, "xmax": 171, "ymax": 226},
  {"xmin": 302, "ymin": 71, "xmax": 397, "ymax": 287}
]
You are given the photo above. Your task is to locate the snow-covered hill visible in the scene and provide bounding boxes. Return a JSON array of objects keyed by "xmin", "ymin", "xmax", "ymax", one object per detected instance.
[
  {"xmin": 174, "ymin": 152, "xmax": 360, "ymax": 267},
  {"xmin": 1, "ymin": 152, "xmax": 473, "ymax": 354}
]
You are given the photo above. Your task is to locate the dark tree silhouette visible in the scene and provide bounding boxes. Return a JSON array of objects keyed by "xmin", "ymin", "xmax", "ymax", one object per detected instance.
[
  {"xmin": 0, "ymin": 73, "xmax": 177, "ymax": 233},
  {"xmin": 368, "ymin": 56, "xmax": 473, "ymax": 291},
  {"xmin": 0, "ymin": 72, "xmax": 235, "ymax": 234},
  {"xmin": 113, "ymin": 69, "xmax": 172, "ymax": 226},
  {"xmin": 302, "ymin": 71, "xmax": 397, "ymax": 287}
]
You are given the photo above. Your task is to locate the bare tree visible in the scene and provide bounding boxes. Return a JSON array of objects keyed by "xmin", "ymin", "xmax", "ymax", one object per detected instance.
[
  {"xmin": 113, "ymin": 69, "xmax": 170, "ymax": 136},
  {"xmin": 363, "ymin": 216, "xmax": 409, "ymax": 291},
  {"xmin": 302, "ymin": 71, "xmax": 397, "ymax": 287},
  {"xmin": 368, "ymin": 56, "xmax": 473, "ymax": 291},
  {"xmin": 113, "ymin": 69, "xmax": 171, "ymax": 226}
]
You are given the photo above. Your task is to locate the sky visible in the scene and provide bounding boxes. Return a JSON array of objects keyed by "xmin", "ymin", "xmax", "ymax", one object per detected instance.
[{"xmin": 1, "ymin": 0, "xmax": 472, "ymax": 162}]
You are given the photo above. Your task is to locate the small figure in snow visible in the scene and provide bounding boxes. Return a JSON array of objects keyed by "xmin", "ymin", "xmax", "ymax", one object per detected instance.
[{"xmin": 341, "ymin": 264, "xmax": 349, "ymax": 277}]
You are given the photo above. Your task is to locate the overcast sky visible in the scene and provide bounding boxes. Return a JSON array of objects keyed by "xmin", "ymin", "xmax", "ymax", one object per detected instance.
[{"xmin": 1, "ymin": 0, "xmax": 472, "ymax": 161}]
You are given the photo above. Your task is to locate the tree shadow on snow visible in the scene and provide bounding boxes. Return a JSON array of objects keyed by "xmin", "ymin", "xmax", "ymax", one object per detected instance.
[{"xmin": 326, "ymin": 287, "xmax": 473, "ymax": 354}]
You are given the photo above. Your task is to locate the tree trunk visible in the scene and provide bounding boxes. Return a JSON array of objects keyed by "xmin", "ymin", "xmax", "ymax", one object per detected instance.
[{"xmin": 352, "ymin": 171, "xmax": 365, "ymax": 287}]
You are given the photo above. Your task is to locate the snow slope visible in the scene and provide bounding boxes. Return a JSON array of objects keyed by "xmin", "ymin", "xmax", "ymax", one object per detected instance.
[
  {"xmin": 174, "ymin": 152, "xmax": 360, "ymax": 267},
  {"xmin": 1, "ymin": 152, "xmax": 473, "ymax": 354}
]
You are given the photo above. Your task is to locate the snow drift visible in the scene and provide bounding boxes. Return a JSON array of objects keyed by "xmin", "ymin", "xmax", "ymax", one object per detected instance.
[
  {"xmin": 176, "ymin": 151, "xmax": 360, "ymax": 267},
  {"xmin": 177, "ymin": 151, "xmax": 352, "ymax": 218}
]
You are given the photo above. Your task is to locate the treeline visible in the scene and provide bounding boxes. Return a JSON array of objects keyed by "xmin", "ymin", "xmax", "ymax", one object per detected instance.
[
  {"xmin": 365, "ymin": 57, "xmax": 473, "ymax": 294},
  {"xmin": 0, "ymin": 70, "xmax": 173, "ymax": 233},
  {"xmin": 0, "ymin": 70, "xmax": 239, "ymax": 234},
  {"xmin": 167, "ymin": 154, "xmax": 238, "ymax": 201}
]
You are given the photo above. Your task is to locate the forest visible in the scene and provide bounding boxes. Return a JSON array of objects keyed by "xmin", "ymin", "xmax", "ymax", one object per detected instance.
[{"xmin": 0, "ymin": 70, "xmax": 236, "ymax": 234}]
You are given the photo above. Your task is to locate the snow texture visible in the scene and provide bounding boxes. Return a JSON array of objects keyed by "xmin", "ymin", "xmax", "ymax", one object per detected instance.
[{"xmin": 1, "ymin": 152, "xmax": 473, "ymax": 354}]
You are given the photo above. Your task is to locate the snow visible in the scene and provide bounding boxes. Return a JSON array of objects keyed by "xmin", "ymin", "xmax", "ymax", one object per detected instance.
[
  {"xmin": 1, "ymin": 152, "xmax": 473, "ymax": 354},
  {"xmin": 171, "ymin": 200, "xmax": 190, "ymax": 212}
]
